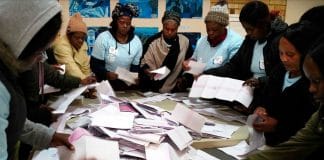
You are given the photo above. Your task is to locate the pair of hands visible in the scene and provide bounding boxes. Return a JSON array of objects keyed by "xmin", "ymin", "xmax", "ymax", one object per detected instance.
[
  {"xmin": 253, "ymin": 107, "xmax": 278, "ymax": 132},
  {"xmin": 50, "ymin": 132, "xmax": 74, "ymax": 151}
]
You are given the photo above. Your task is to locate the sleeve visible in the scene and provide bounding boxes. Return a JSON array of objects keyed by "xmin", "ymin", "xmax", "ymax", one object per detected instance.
[
  {"xmin": 44, "ymin": 63, "xmax": 81, "ymax": 89},
  {"xmin": 191, "ymin": 37, "xmax": 203, "ymax": 60},
  {"xmin": 53, "ymin": 40, "xmax": 88, "ymax": 79},
  {"xmin": 131, "ymin": 37, "xmax": 143, "ymax": 66},
  {"xmin": 90, "ymin": 56, "xmax": 107, "ymax": 82},
  {"xmin": 19, "ymin": 119, "xmax": 55, "ymax": 150},
  {"xmin": 247, "ymin": 110, "xmax": 324, "ymax": 160},
  {"xmin": 228, "ymin": 33, "xmax": 243, "ymax": 59},
  {"xmin": 0, "ymin": 81, "xmax": 10, "ymax": 159},
  {"xmin": 185, "ymin": 40, "xmax": 194, "ymax": 60}
]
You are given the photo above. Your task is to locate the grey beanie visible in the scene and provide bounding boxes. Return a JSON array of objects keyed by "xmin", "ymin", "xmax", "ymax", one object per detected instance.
[
  {"xmin": 205, "ymin": 11, "xmax": 229, "ymax": 26},
  {"xmin": 0, "ymin": 0, "xmax": 61, "ymax": 58}
]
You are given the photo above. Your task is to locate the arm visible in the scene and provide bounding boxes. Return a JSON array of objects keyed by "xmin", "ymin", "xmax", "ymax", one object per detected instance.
[
  {"xmin": 0, "ymin": 81, "xmax": 10, "ymax": 159},
  {"xmin": 53, "ymin": 39, "xmax": 88, "ymax": 79},
  {"xmin": 44, "ymin": 63, "xmax": 81, "ymax": 89},
  {"xmin": 247, "ymin": 109, "xmax": 324, "ymax": 160},
  {"xmin": 130, "ymin": 37, "xmax": 143, "ymax": 72}
]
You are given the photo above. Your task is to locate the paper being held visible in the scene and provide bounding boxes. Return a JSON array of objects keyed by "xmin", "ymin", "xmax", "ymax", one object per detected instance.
[
  {"xmin": 150, "ymin": 66, "xmax": 170, "ymax": 80},
  {"xmin": 186, "ymin": 60, "xmax": 206, "ymax": 75}
]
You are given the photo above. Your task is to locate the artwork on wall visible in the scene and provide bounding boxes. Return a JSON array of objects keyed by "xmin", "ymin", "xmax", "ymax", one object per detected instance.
[
  {"xmin": 69, "ymin": 0, "xmax": 110, "ymax": 18},
  {"xmin": 179, "ymin": 32, "xmax": 201, "ymax": 50},
  {"xmin": 166, "ymin": 0, "xmax": 203, "ymax": 18},
  {"xmin": 134, "ymin": 27, "xmax": 159, "ymax": 44},
  {"xmin": 119, "ymin": 0, "xmax": 158, "ymax": 18},
  {"xmin": 86, "ymin": 26, "xmax": 109, "ymax": 54}
]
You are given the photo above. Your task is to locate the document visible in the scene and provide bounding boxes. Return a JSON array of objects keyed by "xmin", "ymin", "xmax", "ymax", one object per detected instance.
[
  {"xmin": 189, "ymin": 75, "xmax": 254, "ymax": 108},
  {"xmin": 186, "ymin": 60, "xmax": 206, "ymax": 75},
  {"xmin": 90, "ymin": 111, "xmax": 135, "ymax": 129},
  {"xmin": 171, "ymin": 103, "xmax": 206, "ymax": 133},
  {"xmin": 115, "ymin": 67, "xmax": 138, "ymax": 86},
  {"xmin": 166, "ymin": 126, "xmax": 193, "ymax": 151},
  {"xmin": 41, "ymin": 84, "xmax": 60, "ymax": 94},
  {"xmin": 150, "ymin": 66, "xmax": 170, "ymax": 80},
  {"xmin": 58, "ymin": 136, "xmax": 119, "ymax": 160},
  {"xmin": 49, "ymin": 86, "xmax": 87, "ymax": 114}
]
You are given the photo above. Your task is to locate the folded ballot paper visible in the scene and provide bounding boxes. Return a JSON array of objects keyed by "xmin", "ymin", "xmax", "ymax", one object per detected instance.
[
  {"xmin": 186, "ymin": 60, "xmax": 206, "ymax": 75},
  {"xmin": 115, "ymin": 67, "xmax": 138, "ymax": 86},
  {"xmin": 150, "ymin": 66, "xmax": 170, "ymax": 80},
  {"xmin": 189, "ymin": 75, "xmax": 254, "ymax": 108}
]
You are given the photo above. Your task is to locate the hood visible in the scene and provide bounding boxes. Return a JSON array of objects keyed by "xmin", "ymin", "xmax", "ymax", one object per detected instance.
[{"xmin": 0, "ymin": 0, "xmax": 61, "ymax": 59}]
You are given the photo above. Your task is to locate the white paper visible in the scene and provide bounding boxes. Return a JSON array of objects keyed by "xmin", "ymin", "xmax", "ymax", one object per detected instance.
[
  {"xmin": 218, "ymin": 141, "xmax": 250, "ymax": 159},
  {"xmin": 186, "ymin": 60, "xmax": 206, "ymax": 75},
  {"xmin": 167, "ymin": 126, "xmax": 193, "ymax": 151},
  {"xmin": 49, "ymin": 86, "xmax": 87, "ymax": 114},
  {"xmin": 91, "ymin": 111, "xmax": 135, "ymax": 129},
  {"xmin": 57, "ymin": 136, "xmax": 119, "ymax": 160},
  {"xmin": 246, "ymin": 114, "xmax": 265, "ymax": 152},
  {"xmin": 201, "ymin": 124, "xmax": 240, "ymax": 138},
  {"xmin": 32, "ymin": 148, "xmax": 59, "ymax": 160},
  {"xmin": 115, "ymin": 67, "xmax": 138, "ymax": 85},
  {"xmin": 171, "ymin": 103, "xmax": 206, "ymax": 133},
  {"xmin": 150, "ymin": 66, "xmax": 171, "ymax": 80},
  {"xmin": 189, "ymin": 75, "xmax": 254, "ymax": 108},
  {"xmin": 145, "ymin": 143, "xmax": 187, "ymax": 160},
  {"xmin": 96, "ymin": 80, "xmax": 116, "ymax": 97},
  {"xmin": 58, "ymin": 64, "xmax": 65, "ymax": 75},
  {"xmin": 41, "ymin": 84, "xmax": 60, "ymax": 94},
  {"xmin": 117, "ymin": 130, "xmax": 165, "ymax": 144}
]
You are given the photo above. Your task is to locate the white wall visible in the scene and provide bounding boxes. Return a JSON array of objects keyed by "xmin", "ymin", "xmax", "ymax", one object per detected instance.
[{"xmin": 285, "ymin": 0, "xmax": 324, "ymax": 25}]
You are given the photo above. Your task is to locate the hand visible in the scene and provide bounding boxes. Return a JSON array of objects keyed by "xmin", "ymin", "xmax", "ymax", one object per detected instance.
[
  {"xmin": 80, "ymin": 76, "xmax": 97, "ymax": 85},
  {"xmin": 254, "ymin": 107, "xmax": 267, "ymax": 116},
  {"xmin": 253, "ymin": 114, "xmax": 278, "ymax": 132},
  {"xmin": 39, "ymin": 104, "xmax": 59, "ymax": 122},
  {"xmin": 243, "ymin": 78, "xmax": 260, "ymax": 88},
  {"xmin": 83, "ymin": 88, "xmax": 97, "ymax": 99},
  {"xmin": 182, "ymin": 60, "xmax": 191, "ymax": 71},
  {"xmin": 51, "ymin": 64, "xmax": 64, "ymax": 72},
  {"xmin": 144, "ymin": 69, "xmax": 156, "ymax": 80},
  {"xmin": 106, "ymin": 72, "xmax": 118, "ymax": 80},
  {"xmin": 50, "ymin": 132, "xmax": 74, "ymax": 150}
]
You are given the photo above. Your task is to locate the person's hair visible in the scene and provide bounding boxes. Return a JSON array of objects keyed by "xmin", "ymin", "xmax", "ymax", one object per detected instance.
[
  {"xmin": 19, "ymin": 12, "xmax": 62, "ymax": 60},
  {"xmin": 307, "ymin": 35, "xmax": 324, "ymax": 75},
  {"xmin": 300, "ymin": 5, "xmax": 324, "ymax": 31},
  {"xmin": 239, "ymin": 1, "xmax": 270, "ymax": 27},
  {"xmin": 282, "ymin": 21, "xmax": 322, "ymax": 72}
]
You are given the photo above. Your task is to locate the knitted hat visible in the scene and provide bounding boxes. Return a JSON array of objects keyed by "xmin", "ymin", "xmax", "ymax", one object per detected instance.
[
  {"xmin": 205, "ymin": 4, "xmax": 229, "ymax": 26},
  {"xmin": 162, "ymin": 10, "xmax": 181, "ymax": 25},
  {"xmin": 0, "ymin": 0, "xmax": 61, "ymax": 58},
  {"xmin": 67, "ymin": 13, "xmax": 87, "ymax": 34}
]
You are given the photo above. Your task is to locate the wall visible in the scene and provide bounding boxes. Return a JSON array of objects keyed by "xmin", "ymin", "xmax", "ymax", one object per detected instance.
[
  {"xmin": 285, "ymin": 0, "xmax": 324, "ymax": 24},
  {"xmin": 59, "ymin": 0, "xmax": 212, "ymax": 36}
]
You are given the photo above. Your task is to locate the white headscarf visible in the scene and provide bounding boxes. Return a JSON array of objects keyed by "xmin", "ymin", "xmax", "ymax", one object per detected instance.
[{"xmin": 0, "ymin": 0, "xmax": 61, "ymax": 58}]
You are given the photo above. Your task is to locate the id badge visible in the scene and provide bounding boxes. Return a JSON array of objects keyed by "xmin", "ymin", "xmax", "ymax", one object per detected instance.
[
  {"xmin": 213, "ymin": 56, "xmax": 223, "ymax": 65},
  {"xmin": 259, "ymin": 59, "xmax": 265, "ymax": 70},
  {"xmin": 108, "ymin": 47, "xmax": 117, "ymax": 63}
]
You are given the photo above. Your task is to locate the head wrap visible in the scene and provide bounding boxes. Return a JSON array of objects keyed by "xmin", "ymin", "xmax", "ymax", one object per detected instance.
[
  {"xmin": 112, "ymin": 3, "xmax": 139, "ymax": 20},
  {"xmin": 0, "ymin": 0, "xmax": 61, "ymax": 58},
  {"xmin": 162, "ymin": 10, "xmax": 181, "ymax": 25},
  {"xmin": 67, "ymin": 13, "xmax": 87, "ymax": 34}
]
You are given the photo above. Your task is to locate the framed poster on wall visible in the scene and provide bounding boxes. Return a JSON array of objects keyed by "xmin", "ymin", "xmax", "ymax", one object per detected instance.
[
  {"xmin": 166, "ymin": 0, "xmax": 203, "ymax": 18},
  {"xmin": 119, "ymin": 0, "xmax": 158, "ymax": 18},
  {"xmin": 69, "ymin": 0, "xmax": 110, "ymax": 17}
]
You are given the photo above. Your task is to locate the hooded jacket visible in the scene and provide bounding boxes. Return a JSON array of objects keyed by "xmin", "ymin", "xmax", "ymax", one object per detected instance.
[{"xmin": 0, "ymin": 0, "xmax": 61, "ymax": 159}]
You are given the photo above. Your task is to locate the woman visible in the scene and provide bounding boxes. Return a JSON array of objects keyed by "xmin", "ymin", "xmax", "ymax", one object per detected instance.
[
  {"xmin": 0, "ymin": 0, "xmax": 73, "ymax": 159},
  {"xmin": 139, "ymin": 10, "xmax": 193, "ymax": 93},
  {"xmin": 90, "ymin": 3, "xmax": 142, "ymax": 91},
  {"xmin": 203, "ymin": 1, "xmax": 288, "ymax": 113},
  {"xmin": 252, "ymin": 22, "xmax": 320, "ymax": 146},
  {"xmin": 53, "ymin": 12, "xmax": 91, "ymax": 80},
  {"xmin": 247, "ymin": 35, "xmax": 324, "ymax": 160}
]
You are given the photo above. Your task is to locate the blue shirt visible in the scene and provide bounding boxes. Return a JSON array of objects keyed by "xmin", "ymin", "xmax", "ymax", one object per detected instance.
[
  {"xmin": 251, "ymin": 40, "xmax": 267, "ymax": 78},
  {"xmin": 91, "ymin": 31, "xmax": 143, "ymax": 72},
  {"xmin": 192, "ymin": 28, "xmax": 243, "ymax": 71},
  {"xmin": 0, "ymin": 81, "xmax": 10, "ymax": 159}
]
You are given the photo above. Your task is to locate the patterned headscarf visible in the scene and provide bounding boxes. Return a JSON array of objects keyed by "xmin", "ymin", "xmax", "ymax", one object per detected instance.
[
  {"xmin": 112, "ymin": 3, "xmax": 139, "ymax": 20},
  {"xmin": 162, "ymin": 10, "xmax": 181, "ymax": 25}
]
